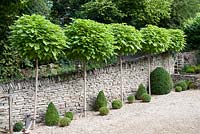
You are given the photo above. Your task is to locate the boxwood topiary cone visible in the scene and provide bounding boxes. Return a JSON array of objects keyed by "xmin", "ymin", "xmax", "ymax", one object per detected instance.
[
  {"xmin": 136, "ymin": 84, "xmax": 147, "ymax": 100},
  {"xmin": 150, "ymin": 67, "xmax": 173, "ymax": 95},
  {"xmin": 95, "ymin": 90, "xmax": 107, "ymax": 111},
  {"xmin": 45, "ymin": 102, "xmax": 59, "ymax": 126}
]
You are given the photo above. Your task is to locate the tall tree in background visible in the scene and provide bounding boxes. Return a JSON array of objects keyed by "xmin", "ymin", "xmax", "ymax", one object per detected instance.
[
  {"xmin": 78, "ymin": 0, "xmax": 125, "ymax": 24},
  {"xmin": 51, "ymin": 0, "xmax": 90, "ymax": 24},
  {"xmin": 112, "ymin": 0, "xmax": 172, "ymax": 28},
  {"xmin": 159, "ymin": 0, "xmax": 200, "ymax": 28},
  {"xmin": 0, "ymin": 0, "xmax": 52, "ymax": 81}
]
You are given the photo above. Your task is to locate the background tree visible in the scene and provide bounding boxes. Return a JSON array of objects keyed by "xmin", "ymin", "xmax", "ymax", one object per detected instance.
[
  {"xmin": 110, "ymin": 23, "xmax": 142, "ymax": 102},
  {"xmin": 51, "ymin": 0, "xmax": 90, "ymax": 24},
  {"xmin": 0, "ymin": 0, "xmax": 52, "ymax": 81},
  {"xmin": 114, "ymin": 0, "xmax": 172, "ymax": 28},
  {"xmin": 140, "ymin": 25, "xmax": 170, "ymax": 95},
  {"xmin": 9, "ymin": 14, "xmax": 66, "ymax": 128},
  {"xmin": 159, "ymin": 0, "xmax": 200, "ymax": 28},
  {"xmin": 64, "ymin": 19, "xmax": 115, "ymax": 116},
  {"xmin": 184, "ymin": 13, "xmax": 200, "ymax": 50},
  {"xmin": 77, "ymin": 0, "xmax": 125, "ymax": 24}
]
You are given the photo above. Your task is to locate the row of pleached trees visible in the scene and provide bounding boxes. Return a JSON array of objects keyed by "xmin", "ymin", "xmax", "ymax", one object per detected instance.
[{"xmin": 9, "ymin": 14, "xmax": 185, "ymax": 128}]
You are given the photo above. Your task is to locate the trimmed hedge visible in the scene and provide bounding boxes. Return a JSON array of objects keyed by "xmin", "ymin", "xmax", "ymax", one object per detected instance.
[
  {"xmin": 59, "ymin": 117, "xmax": 71, "ymax": 127},
  {"xmin": 150, "ymin": 67, "xmax": 173, "ymax": 95},
  {"xmin": 95, "ymin": 90, "xmax": 107, "ymax": 111},
  {"xmin": 99, "ymin": 107, "xmax": 109, "ymax": 116},
  {"xmin": 112, "ymin": 100, "xmax": 122, "ymax": 109},
  {"xmin": 175, "ymin": 80, "xmax": 188, "ymax": 91},
  {"xmin": 45, "ymin": 102, "xmax": 59, "ymax": 126},
  {"xmin": 175, "ymin": 86, "xmax": 182, "ymax": 92},
  {"xmin": 141, "ymin": 93, "xmax": 151, "ymax": 102},
  {"xmin": 136, "ymin": 84, "xmax": 147, "ymax": 100},
  {"xmin": 65, "ymin": 112, "xmax": 73, "ymax": 120},
  {"xmin": 13, "ymin": 122, "xmax": 23, "ymax": 132},
  {"xmin": 127, "ymin": 95, "xmax": 135, "ymax": 103}
]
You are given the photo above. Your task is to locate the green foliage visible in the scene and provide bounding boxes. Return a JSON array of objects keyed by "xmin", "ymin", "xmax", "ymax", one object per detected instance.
[
  {"xmin": 59, "ymin": 117, "xmax": 71, "ymax": 127},
  {"xmin": 95, "ymin": 91, "xmax": 108, "ymax": 111},
  {"xmin": 185, "ymin": 67, "xmax": 196, "ymax": 74},
  {"xmin": 141, "ymin": 93, "xmax": 151, "ymax": 102},
  {"xmin": 64, "ymin": 112, "xmax": 73, "ymax": 120},
  {"xmin": 64, "ymin": 19, "xmax": 115, "ymax": 62},
  {"xmin": 112, "ymin": 99, "xmax": 122, "ymax": 109},
  {"xmin": 78, "ymin": 0, "xmax": 125, "ymax": 24},
  {"xmin": 110, "ymin": 23, "xmax": 142, "ymax": 55},
  {"xmin": 13, "ymin": 122, "xmax": 23, "ymax": 132},
  {"xmin": 9, "ymin": 14, "xmax": 66, "ymax": 62},
  {"xmin": 150, "ymin": 67, "xmax": 173, "ymax": 95},
  {"xmin": 136, "ymin": 84, "xmax": 147, "ymax": 100},
  {"xmin": 175, "ymin": 86, "xmax": 182, "ymax": 92},
  {"xmin": 168, "ymin": 29, "xmax": 185, "ymax": 52},
  {"xmin": 99, "ymin": 107, "xmax": 109, "ymax": 116},
  {"xmin": 175, "ymin": 80, "xmax": 188, "ymax": 91},
  {"xmin": 45, "ymin": 102, "xmax": 60, "ymax": 126},
  {"xmin": 115, "ymin": 0, "xmax": 172, "ymax": 28},
  {"xmin": 160, "ymin": 0, "xmax": 200, "ymax": 28},
  {"xmin": 21, "ymin": 0, "xmax": 51, "ymax": 17},
  {"xmin": 127, "ymin": 95, "xmax": 135, "ymax": 104},
  {"xmin": 184, "ymin": 14, "xmax": 200, "ymax": 50},
  {"xmin": 140, "ymin": 25, "xmax": 170, "ymax": 54}
]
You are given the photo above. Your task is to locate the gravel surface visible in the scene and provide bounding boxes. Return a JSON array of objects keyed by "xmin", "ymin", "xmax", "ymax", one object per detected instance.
[{"xmin": 32, "ymin": 90, "xmax": 200, "ymax": 134}]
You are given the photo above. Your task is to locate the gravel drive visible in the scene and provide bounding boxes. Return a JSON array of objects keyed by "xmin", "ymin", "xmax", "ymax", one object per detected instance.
[{"xmin": 32, "ymin": 90, "xmax": 200, "ymax": 134}]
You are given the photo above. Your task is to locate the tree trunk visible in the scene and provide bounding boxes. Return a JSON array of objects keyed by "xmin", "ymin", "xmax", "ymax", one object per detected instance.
[
  {"xmin": 168, "ymin": 52, "xmax": 171, "ymax": 74},
  {"xmin": 83, "ymin": 62, "xmax": 87, "ymax": 117},
  {"xmin": 119, "ymin": 55, "xmax": 123, "ymax": 103},
  {"xmin": 33, "ymin": 58, "xmax": 38, "ymax": 129},
  {"xmin": 148, "ymin": 56, "xmax": 151, "ymax": 95},
  {"xmin": 9, "ymin": 95, "xmax": 13, "ymax": 134}
]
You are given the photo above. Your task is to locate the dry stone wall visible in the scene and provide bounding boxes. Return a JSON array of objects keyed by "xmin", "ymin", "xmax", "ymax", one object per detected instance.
[{"xmin": 0, "ymin": 54, "xmax": 174, "ymax": 129}]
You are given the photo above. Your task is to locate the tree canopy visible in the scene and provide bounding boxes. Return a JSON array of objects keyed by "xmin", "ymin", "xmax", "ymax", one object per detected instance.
[
  {"xmin": 77, "ymin": 0, "xmax": 125, "ymax": 24},
  {"xmin": 110, "ymin": 23, "xmax": 142, "ymax": 55},
  {"xmin": 64, "ymin": 19, "xmax": 115, "ymax": 62},
  {"xmin": 9, "ymin": 14, "xmax": 66, "ymax": 61}
]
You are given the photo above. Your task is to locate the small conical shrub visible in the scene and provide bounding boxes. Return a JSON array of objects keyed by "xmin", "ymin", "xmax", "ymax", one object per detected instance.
[
  {"xmin": 95, "ymin": 90, "xmax": 107, "ymax": 111},
  {"xmin": 136, "ymin": 84, "xmax": 147, "ymax": 100},
  {"xmin": 45, "ymin": 102, "xmax": 59, "ymax": 126},
  {"xmin": 150, "ymin": 67, "xmax": 173, "ymax": 95}
]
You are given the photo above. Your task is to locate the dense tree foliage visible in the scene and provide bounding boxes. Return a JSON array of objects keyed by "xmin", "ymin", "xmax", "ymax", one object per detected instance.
[
  {"xmin": 184, "ymin": 14, "xmax": 200, "ymax": 50},
  {"xmin": 159, "ymin": 0, "xmax": 200, "ymax": 28},
  {"xmin": 0, "ymin": 0, "xmax": 52, "ymax": 81},
  {"xmin": 114, "ymin": 0, "xmax": 172, "ymax": 28},
  {"xmin": 78, "ymin": 0, "xmax": 125, "ymax": 24}
]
